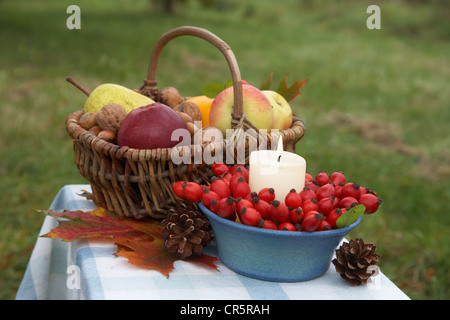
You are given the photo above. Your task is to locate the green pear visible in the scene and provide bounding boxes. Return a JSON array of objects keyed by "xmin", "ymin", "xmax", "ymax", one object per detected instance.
[{"xmin": 84, "ymin": 83, "xmax": 155, "ymax": 113}]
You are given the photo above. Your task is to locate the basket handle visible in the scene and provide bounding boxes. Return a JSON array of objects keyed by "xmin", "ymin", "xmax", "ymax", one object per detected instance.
[{"xmin": 143, "ymin": 26, "xmax": 244, "ymax": 116}]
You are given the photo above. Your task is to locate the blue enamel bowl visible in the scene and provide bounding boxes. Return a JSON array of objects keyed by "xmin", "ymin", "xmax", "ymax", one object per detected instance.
[{"xmin": 199, "ymin": 202, "xmax": 361, "ymax": 282}]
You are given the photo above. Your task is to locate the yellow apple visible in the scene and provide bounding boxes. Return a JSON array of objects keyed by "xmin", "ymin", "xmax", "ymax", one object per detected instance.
[
  {"xmin": 262, "ymin": 90, "xmax": 293, "ymax": 131},
  {"xmin": 209, "ymin": 84, "xmax": 273, "ymax": 135}
]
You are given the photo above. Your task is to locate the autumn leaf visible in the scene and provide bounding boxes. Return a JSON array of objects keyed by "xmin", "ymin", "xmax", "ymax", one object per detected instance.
[
  {"xmin": 40, "ymin": 207, "xmax": 140, "ymax": 242},
  {"xmin": 40, "ymin": 207, "xmax": 219, "ymax": 276},
  {"xmin": 259, "ymin": 72, "xmax": 274, "ymax": 90},
  {"xmin": 260, "ymin": 72, "xmax": 307, "ymax": 102},
  {"xmin": 276, "ymin": 75, "xmax": 307, "ymax": 102},
  {"xmin": 115, "ymin": 234, "xmax": 177, "ymax": 277},
  {"xmin": 188, "ymin": 254, "xmax": 220, "ymax": 271}
]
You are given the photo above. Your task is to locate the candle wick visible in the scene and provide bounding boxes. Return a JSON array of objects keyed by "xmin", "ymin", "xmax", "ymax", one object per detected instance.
[{"xmin": 277, "ymin": 155, "xmax": 281, "ymax": 162}]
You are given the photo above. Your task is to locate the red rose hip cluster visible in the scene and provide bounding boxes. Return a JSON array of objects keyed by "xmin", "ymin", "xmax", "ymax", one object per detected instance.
[{"xmin": 172, "ymin": 164, "xmax": 382, "ymax": 232}]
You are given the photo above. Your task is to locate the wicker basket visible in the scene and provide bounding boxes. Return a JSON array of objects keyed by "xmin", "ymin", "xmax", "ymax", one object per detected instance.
[{"xmin": 65, "ymin": 26, "xmax": 305, "ymax": 219}]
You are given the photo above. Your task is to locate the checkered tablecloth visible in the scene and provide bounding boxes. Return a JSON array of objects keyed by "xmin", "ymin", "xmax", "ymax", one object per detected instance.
[{"xmin": 16, "ymin": 185, "xmax": 409, "ymax": 300}]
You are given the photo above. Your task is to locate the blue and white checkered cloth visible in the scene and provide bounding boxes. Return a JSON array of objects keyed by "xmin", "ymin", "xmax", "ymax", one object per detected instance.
[{"xmin": 16, "ymin": 185, "xmax": 409, "ymax": 300}]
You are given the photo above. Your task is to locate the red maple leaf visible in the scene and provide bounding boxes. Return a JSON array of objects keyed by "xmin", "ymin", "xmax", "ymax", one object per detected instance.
[{"xmin": 40, "ymin": 207, "xmax": 219, "ymax": 276}]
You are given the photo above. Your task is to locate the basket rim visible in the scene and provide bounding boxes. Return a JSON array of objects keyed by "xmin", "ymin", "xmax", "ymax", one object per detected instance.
[{"xmin": 66, "ymin": 109, "xmax": 305, "ymax": 162}]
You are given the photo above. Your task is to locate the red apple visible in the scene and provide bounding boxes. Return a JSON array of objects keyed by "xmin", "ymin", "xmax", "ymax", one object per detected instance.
[
  {"xmin": 117, "ymin": 103, "xmax": 189, "ymax": 149},
  {"xmin": 209, "ymin": 84, "xmax": 273, "ymax": 134}
]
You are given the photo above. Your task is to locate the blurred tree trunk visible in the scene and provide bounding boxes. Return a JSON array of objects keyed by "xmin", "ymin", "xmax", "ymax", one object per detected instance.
[{"xmin": 151, "ymin": 0, "xmax": 174, "ymax": 14}]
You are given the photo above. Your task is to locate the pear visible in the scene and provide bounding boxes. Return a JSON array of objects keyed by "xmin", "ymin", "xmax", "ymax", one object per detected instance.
[{"xmin": 84, "ymin": 83, "xmax": 155, "ymax": 113}]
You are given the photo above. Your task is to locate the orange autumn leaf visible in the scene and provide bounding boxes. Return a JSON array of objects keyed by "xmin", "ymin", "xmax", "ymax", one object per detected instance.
[
  {"xmin": 40, "ymin": 207, "xmax": 219, "ymax": 276},
  {"xmin": 115, "ymin": 236, "xmax": 177, "ymax": 276},
  {"xmin": 40, "ymin": 207, "xmax": 140, "ymax": 241}
]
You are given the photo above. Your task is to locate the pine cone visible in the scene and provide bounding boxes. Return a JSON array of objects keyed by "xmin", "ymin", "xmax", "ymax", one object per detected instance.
[
  {"xmin": 161, "ymin": 200, "xmax": 212, "ymax": 259},
  {"xmin": 332, "ymin": 238, "xmax": 380, "ymax": 286}
]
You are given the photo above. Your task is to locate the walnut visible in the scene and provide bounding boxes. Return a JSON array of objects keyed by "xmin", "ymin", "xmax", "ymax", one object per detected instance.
[
  {"xmin": 160, "ymin": 87, "xmax": 182, "ymax": 108},
  {"xmin": 79, "ymin": 112, "xmax": 98, "ymax": 130},
  {"xmin": 176, "ymin": 111, "xmax": 193, "ymax": 124},
  {"xmin": 95, "ymin": 103, "xmax": 127, "ymax": 133},
  {"xmin": 173, "ymin": 101, "xmax": 202, "ymax": 123}
]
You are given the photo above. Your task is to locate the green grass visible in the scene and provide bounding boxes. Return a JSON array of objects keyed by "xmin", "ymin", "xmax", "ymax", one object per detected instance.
[{"xmin": 1, "ymin": 0, "xmax": 449, "ymax": 300}]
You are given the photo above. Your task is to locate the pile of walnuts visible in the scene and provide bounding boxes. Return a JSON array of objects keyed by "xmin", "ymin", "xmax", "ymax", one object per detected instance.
[{"xmin": 78, "ymin": 103, "xmax": 126, "ymax": 143}]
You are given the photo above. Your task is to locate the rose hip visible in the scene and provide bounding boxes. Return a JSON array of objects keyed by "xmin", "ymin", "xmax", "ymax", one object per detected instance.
[
  {"xmin": 172, "ymin": 181, "xmax": 186, "ymax": 199},
  {"xmin": 235, "ymin": 197, "xmax": 254, "ymax": 214},
  {"xmin": 318, "ymin": 220, "xmax": 332, "ymax": 231},
  {"xmin": 232, "ymin": 176, "xmax": 251, "ymax": 199},
  {"xmin": 210, "ymin": 178, "xmax": 231, "ymax": 199},
  {"xmin": 331, "ymin": 196, "xmax": 340, "ymax": 208},
  {"xmin": 278, "ymin": 222, "xmax": 297, "ymax": 232},
  {"xmin": 183, "ymin": 182, "xmax": 203, "ymax": 202},
  {"xmin": 334, "ymin": 182, "xmax": 345, "ymax": 199},
  {"xmin": 305, "ymin": 180, "xmax": 319, "ymax": 193},
  {"xmin": 201, "ymin": 187, "xmax": 220, "ymax": 208},
  {"xmin": 229, "ymin": 166, "xmax": 249, "ymax": 187},
  {"xmin": 318, "ymin": 197, "xmax": 335, "ymax": 215},
  {"xmin": 216, "ymin": 197, "xmax": 236, "ymax": 220},
  {"xmin": 359, "ymin": 193, "xmax": 382, "ymax": 214},
  {"xmin": 329, "ymin": 171, "xmax": 346, "ymax": 185},
  {"xmin": 316, "ymin": 183, "xmax": 335, "ymax": 200},
  {"xmin": 342, "ymin": 182, "xmax": 361, "ymax": 199},
  {"xmin": 270, "ymin": 200, "xmax": 289, "ymax": 223},
  {"xmin": 244, "ymin": 191, "xmax": 258, "ymax": 202},
  {"xmin": 251, "ymin": 196, "xmax": 271, "ymax": 220},
  {"xmin": 289, "ymin": 207, "xmax": 304, "ymax": 224},
  {"xmin": 229, "ymin": 165, "xmax": 249, "ymax": 181},
  {"xmin": 340, "ymin": 196, "xmax": 358, "ymax": 209},
  {"xmin": 212, "ymin": 163, "xmax": 229, "ymax": 177},
  {"xmin": 229, "ymin": 168, "xmax": 248, "ymax": 190},
  {"xmin": 258, "ymin": 187, "xmax": 276, "ymax": 203},
  {"xmin": 221, "ymin": 172, "xmax": 233, "ymax": 186},
  {"xmin": 299, "ymin": 186, "xmax": 317, "ymax": 202},
  {"xmin": 209, "ymin": 198, "xmax": 219, "ymax": 213},
  {"xmin": 304, "ymin": 209, "xmax": 320, "ymax": 218},
  {"xmin": 239, "ymin": 207, "xmax": 262, "ymax": 227},
  {"xmin": 258, "ymin": 219, "xmax": 278, "ymax": 230},
  {"xmin": 302, "ymin": 212, "xmax": 324, "ymax": 232},
  {"xmin": 302, "ymin": 198, "xmax": 319, "ymax": 213},
  {"xmin": 327, "ymin": 207, "xmax": 346, "ymax": 229},
  {"xmin": 284, "ymin": 188, "xmax": 303, "ymax": 209},
  {"xmin": 315, "ymin": 171, "xmax": 329, "ymax": 186}
]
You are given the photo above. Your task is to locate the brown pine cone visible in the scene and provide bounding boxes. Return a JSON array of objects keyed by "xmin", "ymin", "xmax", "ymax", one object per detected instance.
[
  {"xmin": 161, "ymin": 200, "xmax": 212, "ymax": 259},
  {"xmin": 332, "ymin": 238, "xmax": 381, "ymax": 286}
]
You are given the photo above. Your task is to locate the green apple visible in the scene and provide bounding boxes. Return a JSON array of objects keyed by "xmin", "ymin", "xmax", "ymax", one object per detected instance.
[
  {"xmin": 262, "ymin": 90, "xmax": 293, "ymax": 131},
  {"xmin": 209, "ymin": 84, "xmax": 273, "ymax": 135}
]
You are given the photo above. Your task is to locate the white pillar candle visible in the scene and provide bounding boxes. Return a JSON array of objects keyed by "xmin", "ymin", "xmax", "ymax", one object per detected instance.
[{"xmin": 249, "ymin": 138, "xmax": 306, "ymax": 202}]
